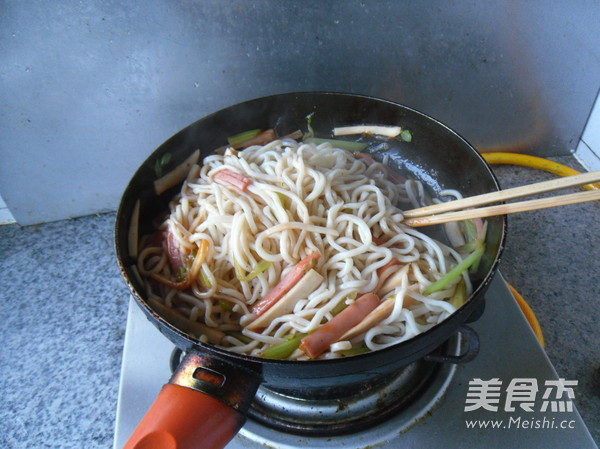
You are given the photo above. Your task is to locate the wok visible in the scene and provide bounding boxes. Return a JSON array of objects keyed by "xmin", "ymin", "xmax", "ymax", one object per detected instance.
[{"xmin": 115, "ymin": 92, "xmax": 506, "ymax": 449}]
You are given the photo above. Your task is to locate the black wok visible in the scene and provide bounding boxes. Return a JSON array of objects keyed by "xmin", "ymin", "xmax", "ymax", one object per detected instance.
[{"xmin": 115, "ymin": 92, "xmax": 506, "ymax": 449}]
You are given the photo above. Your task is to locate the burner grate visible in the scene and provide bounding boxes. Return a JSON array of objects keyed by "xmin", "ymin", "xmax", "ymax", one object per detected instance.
[
  {"xmin": 246, "ymin": 358, "xmax": 446, "ymax": 436},
  {"xmin": 245, "ymin": 332, "xmax": 463, "ymax": 436}
]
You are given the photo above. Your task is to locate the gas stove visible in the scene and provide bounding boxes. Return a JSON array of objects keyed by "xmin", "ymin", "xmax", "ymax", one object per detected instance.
[{"xmin": 113, "ymin": 273, "xmax": 597, "ymax": 449}]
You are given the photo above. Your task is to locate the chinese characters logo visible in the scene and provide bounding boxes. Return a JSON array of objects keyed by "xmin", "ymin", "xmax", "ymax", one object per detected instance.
[{"xmin": 464, "ymin": 378, "xmax": 577, "ymax": 413}]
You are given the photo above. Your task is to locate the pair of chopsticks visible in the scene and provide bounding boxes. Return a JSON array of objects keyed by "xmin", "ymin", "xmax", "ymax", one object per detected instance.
[{"xmin": 403, "ymin": 170, "xmax": 600, "ymax": 227}]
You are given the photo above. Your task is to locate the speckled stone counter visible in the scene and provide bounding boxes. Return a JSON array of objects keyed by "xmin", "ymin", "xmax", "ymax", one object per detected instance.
[{"xmin": 1, "ymin": 156, "xmax": 598, "ymax": 448}]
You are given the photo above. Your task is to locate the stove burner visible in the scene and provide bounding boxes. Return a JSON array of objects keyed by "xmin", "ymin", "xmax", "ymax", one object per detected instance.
[
  {"xmin": 169, "ymin": 333, "xmax": 463, "ymax": 438},
  {"xmin": 236, "ymin": 338, "xmax": 461, "ymax": 447},
  {"xmin": 246, "ymin": 358, "xmax": 445, "ymax": 436}
]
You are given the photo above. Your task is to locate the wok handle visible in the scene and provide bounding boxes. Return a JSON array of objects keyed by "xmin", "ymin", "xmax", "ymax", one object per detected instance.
[
  {"xmin": 424, "ymin": 325, "xmax": 480, "ymax": 364},
  {"xmin": 123, "ymin": 383, "xmax": 245, "ymax": 449},
  {"xmin": 124, "ymin": 351, "xmax": 262, "ymax": 449}
]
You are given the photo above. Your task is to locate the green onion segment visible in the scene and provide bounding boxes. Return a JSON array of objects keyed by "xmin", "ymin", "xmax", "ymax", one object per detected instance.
[
  {"xmin": 228, "ymin": 129, "xmax": 262, "ymax": 147},
  {"xmin": 400, "ymin": 129, "xmax": 413, "ymax": 142},
  {"xmin": 262, "ymin": 334, "xmax": 307, "ymax": 359},
  {"xmin": 237, "ymin": 260, "xmax": 273, "ymax": 282},
  {"xmin": 424, "ymin": 247, "xmax": 485, "ymax": 295},
  {"xmin": 304, "ymin": 137, "xmax": 368, "ymax": 153}
]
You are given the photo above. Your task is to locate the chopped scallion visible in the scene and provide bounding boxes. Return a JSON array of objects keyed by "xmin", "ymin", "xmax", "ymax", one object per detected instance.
[
  {"xmin": 450, "ymin": 278, "xmax": 467, "ymax": 308},
  {"xmin": 199, "ymin": 266, "xmax": 212, "ymax": 288},
  {"xmin": 457, "ymin": 238, "xmax": 484, "ymax": 253},
  {"xmin": 400, "ymin": 129, "xmax": 413, "ymax": 142},
  {"xmin": 175, "ymin": 266, "xmax": 187, "ymax": 282},
  {"xmin": 331, "ymin": 300, "xmax": 348, "ymax": 316},
  {"xmin": 233, "ymin": 257, "xmax": 246, "ymax": 281},
  {"xmin": 463, "ymin": 220, "xmax": 478, "ymax": 242},
  {"xmin": 154, "ymin": 152, "xmax": 172, "ymax": 177},
  {"xmin": 219, "ymin": 300, "xmax": 233, "ymax": 312},
  {"xmin": 456, "ymin": 221, "xmax": 487, "ymax": 272},
  {"xmin": 227, "ymin": 129, "xmax": 262, "ymax": 147},
  {"xmin": 262, "ymin": 334, "xmax": 307, "ymax": 359},
  {"xmin": 238, "ymin": 260, "xmax": 273, "ymax": 282},
  {"xmin": 277, "ymin": 191, "xmax": 289, "ymax": 209},
  {"xmin": 306, "ymin": 112, "xmax": 315, "ymax": 138},
  {"xmin": 304, "ymin": 137, "xmax": 367, "ymax": 153},
  {"xmin": 424, "ymin": 247, "xmax": 485, "ymax": 295},
  {"xmin": 470, "ymin": 249, "xmax": 484, "ymax": 274},
  {"xmin": 340, "ymin": 346, "xmax": 371, "ymax": 357},
  {"xmin": 331, "ymin": 292, "xmax": 357, "ymax": 316}
]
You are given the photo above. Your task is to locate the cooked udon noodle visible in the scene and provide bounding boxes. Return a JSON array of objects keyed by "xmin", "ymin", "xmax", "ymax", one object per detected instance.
[{"xmin": 136, "ymin": 137, "xmax": 474, "ymax": 360}]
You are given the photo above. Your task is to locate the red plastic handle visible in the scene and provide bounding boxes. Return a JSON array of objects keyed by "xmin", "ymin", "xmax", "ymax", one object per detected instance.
[{"xmin": 123, "ymin": 383, "xmax": 245, "ymax": 449}]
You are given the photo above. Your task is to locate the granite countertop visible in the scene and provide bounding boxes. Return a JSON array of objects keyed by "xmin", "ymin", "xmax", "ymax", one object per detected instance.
[{"xmin": 0, "ymin": 157, "xmax": 598, "ymax": 448}]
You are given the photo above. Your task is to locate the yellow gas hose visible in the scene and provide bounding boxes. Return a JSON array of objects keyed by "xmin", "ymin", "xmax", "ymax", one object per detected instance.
[
  {"xmin": 507, "ymin": 283, "xmax": 546, "ymax": 348},
  {"xmin": 481, "ymin": 152, "xmax": 600, "ymax": 190}
]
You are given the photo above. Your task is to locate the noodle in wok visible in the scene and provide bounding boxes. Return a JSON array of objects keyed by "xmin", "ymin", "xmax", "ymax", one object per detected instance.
[{"xmin": 136, "ymin": 137, "xmax": 476, "ymax": 360}]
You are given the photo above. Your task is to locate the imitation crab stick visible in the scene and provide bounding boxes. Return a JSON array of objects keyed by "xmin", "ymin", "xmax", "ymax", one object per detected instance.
[
  {"xmin": 252, "ymin": 253, "xmax": 321, "ymax": 317},
  {"xmin": 152, "ymin": 237, "xmax": 210, "ymax": 290},
  {"xmin": 213, "ymin": 169, "xmax": 253, "ymax": 192},
  {"xmin": 300, "ymin": 293, "xmax": 381, "ymax": 359},
  {"xmin": 166, "ymin": 226, "xmax": 186, "ymax": 272}
]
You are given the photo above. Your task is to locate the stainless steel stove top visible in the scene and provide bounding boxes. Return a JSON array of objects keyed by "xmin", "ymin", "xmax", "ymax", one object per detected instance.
[{"xmin": 113, "ymin": 273, "xmax": 597, "ymax": 449}]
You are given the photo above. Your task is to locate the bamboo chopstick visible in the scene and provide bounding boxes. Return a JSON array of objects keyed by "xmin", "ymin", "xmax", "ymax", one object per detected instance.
[
  {"xmin": 403, "ymin": 170, "xmax": 600, "ymax": 219},
  {"xmin": 404, "ymin": 190, "xmax": 600, "ymax": 227},
  {"xmin": 402, "ymin": 170, "xmax": 600, "ymax": 227}
]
